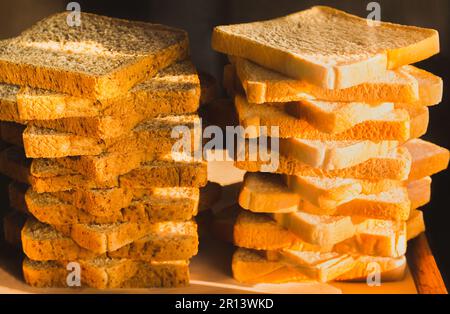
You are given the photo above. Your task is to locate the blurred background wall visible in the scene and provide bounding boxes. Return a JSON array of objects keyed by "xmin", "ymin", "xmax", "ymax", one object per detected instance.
[{"xmin": 0, "ymin": 0, "xmax": 449, "ymax": 288}]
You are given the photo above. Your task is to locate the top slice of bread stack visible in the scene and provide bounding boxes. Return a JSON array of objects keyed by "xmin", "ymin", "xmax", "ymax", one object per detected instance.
[
  {"xmin": 212, "ymin": 6, "xmax": 449, "ymax": 284},
  {"xmin": 0, "ymin": 12, "xmax": 210, "ymax": 289}
]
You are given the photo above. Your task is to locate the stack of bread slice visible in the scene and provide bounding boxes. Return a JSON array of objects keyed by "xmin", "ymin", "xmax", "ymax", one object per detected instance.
[
  {"xmin": 0, "ymin": 12, "xmax": 207, "ymax": 288},
  {"xmin": 212, "ymin": 6, "xmax": 449, "ymax": 284}
]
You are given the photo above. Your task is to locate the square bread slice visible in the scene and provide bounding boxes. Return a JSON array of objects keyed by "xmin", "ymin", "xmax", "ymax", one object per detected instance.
[
  {"xmin": 1, "ymin": 61, "xmax": 201, "ymax": 140},
  {"xmin": 404, "ymin": 139, "xmax": 449, "ymax": 181},
  {"xmin": 23, "ymin": 258, "xmax": 190, "ymax": 289},
  {"xmin": 22, "ymin": 218, "xmax": 198, "ymax": 260},
  {"xmin": 236, "ymin": 143, "xmax": 412, "ymax": 181},
  {"xmin": 235, "ymin": 94, "xmax": 411, "ymax": 141},
  {"xmin": 20, "ymin": 184, "xmax": 199, "ymax": 223},
  {"xmin": 279, "ymin": 138, "xmax": 398, "ymax": 171},
  {"xmin": 0, "ymin": 61, "xmax": 199, "ymax": 121},
  {"xmin": 286, "ymin": 99, "xmax": 394, "ymax": 134},
  {"xmin": 238, "ymin": 172, "xmax": 412, "ymax": 220},
  {"xmin": 0, "ymin": 146, "xmax": 207, "ymax": 193},
  {"xmin": 0, "ymin": 12, "xmax": 189, "ymax": 99},
  {"xmin": 407, "ymin": 177, "xmax": 432, "ymax": 210},
  {"xmin": 234, "ymin": 209, "xmax": 406, "ymax": 258},
  {"xmin": 407, "ymin": 209, "xmax": 425, "ymax": 241},
  {"xmin": 22, "ymin": 114, "xmax": 200, "ymax": 158},
  {"xmin": 232, "ymin": 248, "xmax": 406, "ymax": 284},
  {"xmin": 231, "ymin": 57, "xmax": 443, "ymax": 105},
  {"xmin": 279, "ymin": 250, "xmax": 355, "ymax": 283},
  {"xmin": 212, "ymin": 6, "xmax": 439, "ymax": 89},
  {"xmin": 271, "ymin": 211, "xmax": 356, "ymax": 247}
]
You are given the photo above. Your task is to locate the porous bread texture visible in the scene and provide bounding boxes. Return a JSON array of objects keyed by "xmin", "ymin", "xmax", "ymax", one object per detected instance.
[
  {"xmin": 22, "ymin": 114, "xmax": 200, "ymax": 158},
  {"xmin": 238, "ymin": 172, "xmax": 301, "ymax": 214},
  {"xmin": 0, "ymin": 61, "xmax": 200, "ymax": 122},
  {"xmin": 407, "ymin": 209, "xmax": 425, "ymax": 241},
  {"xmin": 233, "ymin": 210, "xmax": 406, "ymax": 258},
  {"xmin": 231, "ymin": 57, "xmax": 442, "ymax": 105},
  {"xmin": 21, "ymin": 218, "xmax": 198, "ymax": 261},
  {"xmin": 279, "ymin": 138, "xmax": 399, "ymax": 171},
  {"xmin": 212, "ymin": 6, "xmax": 439, "ymax": 89},
  {"xmin": 235, "ymin": 143, "xmax": 412, "ymax": 181},
  {"xmin": 0, "ymin": 12, "xmax": 189, "ymax": 99},
  {"xmin": 235, "ymin": 94, "xmax": 411, "ymax": 141},
  {"xmin": 23, "ymin": 186, "xmax": 199, "ymax": 224},
  {"xmin": 286, "ymin": 99, "xmax": 394, "ymax": 134},
  {"xmin": 23, "ymin": 258, "xmax": 190, "ymax": 289},
  {"xmin": 272, "ymin": 211, "xmax": 356, "ymax": 247},
  {"xmin": 231, "ymin": 248, "xmax": 406, "ymax": 284},
  {"xmin": 407, "ymin": 177, "xmax": 431, "ymax": 210},
  {"xmin": 404, "ymin": 139, "xmax": 449, "ymax": 181},
  {"xmin": 0, "ymin": 146, "xmax": 207, "ymax": 193}
]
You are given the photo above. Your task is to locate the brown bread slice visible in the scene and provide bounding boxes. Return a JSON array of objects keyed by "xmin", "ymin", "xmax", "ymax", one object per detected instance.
[
  {"xmin": 22, "ymin": 114, "xmax": 200, "ymax": 158},
  {"xmin": 0, "ymin": 146, "xmax": 207, "ymax": 192},
  {"xmin": 0, "ymin": 61, "xmax": 199, "ymax": 122},
  {"xmin": 23, "ymin": 258, "xmax": 190, "ymax": 289},
  {"xmin": 212, "ymin": 6, "xmax": 438, "ymax": 89},
  {"xmin": 0, "ymin": 12, "xmax": 189, "ymax": 99},
  {"xmin": 21, "ymin": 185, "xmax": 199, "ymax": 224},
  {"xmin": 22, "ymin": 218, "xmax": 198, "ymax": 261}
]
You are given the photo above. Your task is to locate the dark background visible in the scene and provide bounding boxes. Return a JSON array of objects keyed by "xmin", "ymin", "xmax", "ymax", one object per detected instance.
[{"xmin": 0, "ymin": 0, "xmax": 449, "ymax": 290}]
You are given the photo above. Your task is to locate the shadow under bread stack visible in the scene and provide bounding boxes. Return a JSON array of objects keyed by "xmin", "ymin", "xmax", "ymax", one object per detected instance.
[
  {"xmin": 212, "ymin": 6, "xmax": 449, "ymax": 284},
  {"xmin": 0, "ymin": 12, "xmax": 207, "ymax": 288}
]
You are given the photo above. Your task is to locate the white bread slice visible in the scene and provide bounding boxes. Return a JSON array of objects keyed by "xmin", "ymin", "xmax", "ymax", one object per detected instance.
[
  {"xmin": 0, "ymin": 13, "xmax": 189, "ymax": 99},
  {"xmin": 232, "ymin": 248, "xmax": 406, "ymax": 284},
  {"xmin": 239, "ymin": 172, "xmax": 300, "ymax": 213},
  {"xmin": 334, "ymin": 218, "xmax": 407, "ymax": 257},
  {"xmin": 272, "ymin": 211, "xmax": 355, "ymax": 247},
  {"xmin": 239, "ymin": 172, "xmax": 411, "ymax": 220},
  {"xmin": 233, "ymin": 209, "xmax": 406, "ymax": 257},
  {"xmin": 231, "ymin": 56, "xmax": 442, "ymax": 105},
  {"xmin": 401, "ymin": 66, "xmax": 443, "ymax": 106},
  {"xmin": 335, "ymin": 255, "xmax": 406, "ymax": 282},
  {"xmin": 279, "ymin": 138, "xmax": 399, "ymax": 170},
  {"xmin": 236, "ymin": 145, "xmax": 411, "ymax": 181},
  {"xmin": 235, "ymin": 94, "xmax": 411, "ymax": 141},
  {"xmin": 408, "ymin": 177, "xmax": 431, "ymax": 210},
  {"xmin": 212, "ymin": 6, "xmax": 439, "ymax": 89},
  {"xmin": 405, "ymin": 139, "xmax": 449, "ymax": 181},
  {"xmin": 407, "ymin": 209, "xmax": 425, "ymax": 241},
  {"xmin": 279, "ymin": 250, "xmax": 355, "ymax": 282},
  {"xmin": 287, "ymin": 100, "xmax": 394, "ymax": 134},
  {"xmin": 300, "ymin": 187, "xmax": 411, "ymax": 221}
]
